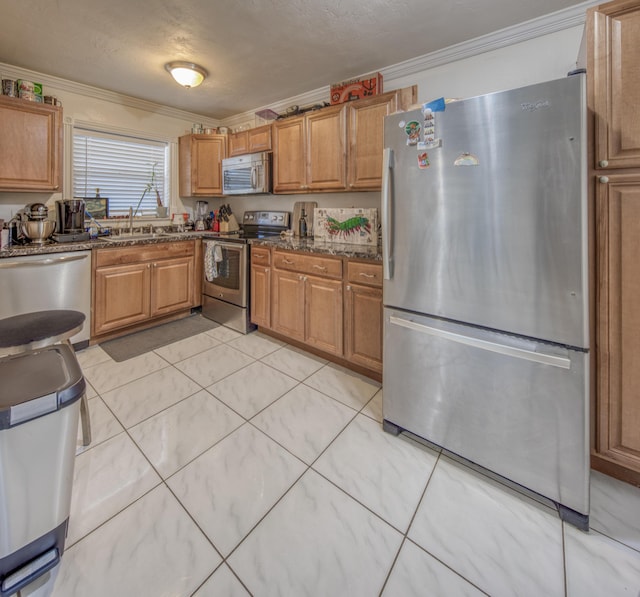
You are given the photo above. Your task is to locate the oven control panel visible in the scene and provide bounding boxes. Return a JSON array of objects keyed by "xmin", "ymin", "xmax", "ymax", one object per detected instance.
[{"xmin": 243, "ymin": 211, "xmax": 290, "ymax": 228}]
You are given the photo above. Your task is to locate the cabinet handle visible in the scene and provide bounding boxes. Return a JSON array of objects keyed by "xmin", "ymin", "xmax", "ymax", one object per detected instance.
[
  {"xmin": 346, "ymin": 285, "xmax": 351, "ymax": 291},
  {"xmin": 599, "ymin": 176, "xmax": 609, "ymax": 184},
  {"xmin": 598, "ymin": 160, "xmax": 609, "ymax": 168},
  {"xmin": 147, "ymin": 264, "xmax": 151, "ymax": 269},
  {"xmin": 283, "ymin": 258, "xmax": 295, "ymax": 265},
  {"xmin": 358, "ymin": 272, "xmax": 375, "ymax": 278},
  {"xmin": 312, "ymin": 265, "xmax": 327, "ymax": 271},
  {"xmin": 254, "ymin": 254, "xmax": 266, "ymax": 259}
]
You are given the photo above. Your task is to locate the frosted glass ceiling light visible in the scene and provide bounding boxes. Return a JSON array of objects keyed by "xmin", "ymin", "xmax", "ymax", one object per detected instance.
[{"xmin": 165, "ymin": 61, "xmax": 208, "ymax": 88}]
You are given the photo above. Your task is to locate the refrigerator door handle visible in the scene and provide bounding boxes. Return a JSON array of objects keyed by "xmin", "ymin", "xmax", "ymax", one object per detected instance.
[
  {"xmin": 382, "ymin": 147, "xmax": 394, "ymax": 280},
  {"xmin": 388, "ymin": 315, "xmax": 571, "ymax": 369}
]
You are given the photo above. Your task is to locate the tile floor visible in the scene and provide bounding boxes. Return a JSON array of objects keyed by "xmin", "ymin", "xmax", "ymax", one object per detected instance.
[{"xmin": 19, "ymin": 326, "xmax": 640, "ymax": 596}]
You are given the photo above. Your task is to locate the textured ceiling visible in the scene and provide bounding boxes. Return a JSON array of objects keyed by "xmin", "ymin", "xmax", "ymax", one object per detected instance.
[{"xmin": 1, "ymin": 0, "xmax": 589, "ymax": 119}]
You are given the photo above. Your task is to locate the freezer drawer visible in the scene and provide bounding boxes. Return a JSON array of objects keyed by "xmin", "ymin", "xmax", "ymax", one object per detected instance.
[{"xmin": 383, "ymin": 308, "xmax": 589, "ymax": 517}]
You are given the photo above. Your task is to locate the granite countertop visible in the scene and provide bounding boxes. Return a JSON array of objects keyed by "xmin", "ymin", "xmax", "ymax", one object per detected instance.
[
  {"xmin": 251, "ymin": 237, "xmax": 382, "ymax": 261},
  {"xmin": 1, "ymin": 232, "xmax": 383, "ymax": 261}
]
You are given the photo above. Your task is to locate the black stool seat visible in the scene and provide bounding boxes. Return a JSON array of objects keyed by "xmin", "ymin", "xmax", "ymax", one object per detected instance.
[{"xmin": 0, "ymin": 310, "xmax": 85, "ymax": 356}]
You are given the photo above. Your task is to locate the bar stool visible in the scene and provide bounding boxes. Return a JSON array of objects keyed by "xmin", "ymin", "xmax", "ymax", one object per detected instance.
[{"xmin": 0, "ymin": 310, "xmax": 91, "ymax": 446}]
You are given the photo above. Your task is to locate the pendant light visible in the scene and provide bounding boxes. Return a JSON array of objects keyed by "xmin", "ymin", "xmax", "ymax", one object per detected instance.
[{"xmin": 165, "ymin": 61, "xmax": 208, "ymax": 88}]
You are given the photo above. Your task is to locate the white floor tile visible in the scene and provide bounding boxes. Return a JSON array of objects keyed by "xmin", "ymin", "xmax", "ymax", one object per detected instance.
[
  {"xmin": 205, "ymin": 325, "xmax": 244, "ymax": 343},
  {"xmin": 67, "ymin": 433, "xmax": 161, "ymax": 546},
  {"xmin": 409, "ymin": 456, "xmax": 565, "ymax": 597},
  {"xmin": 130, "ymin": 390, "xmax": 244, "ymax": 478},
  {"xmin": 260, "ymin": 345, "xmax": 327, "ymax": 380},
  {"xmin": 251, "ymin": 384, "xmax": 356, "ymax": 464},
  {"xmin": 590, "ymin": 470, "xmax": 640, "ymax": 552},
  {"xmin": 383, "ymin": 539, "xmax": 485, "ymax": 596},
  {"xmin": 101, "ymin": 366, "xmax": 201, "ymax": 428},
  {"xmin": 565, "ymin": 524, "xmax": 640, "ymax": 597},
  {"xmin": 208, "ymin": 360, "xmax": 298, "ymax": 419},
  {"xmin": 314, "ymin": 414, "xmax": 438, "ymax": 531},
  {"xmin": 168, "ymin": 424, "xmax": 306, "ymax": 556},
  {"xmin": 75, "ymin": 344, "xmax": 112, "ymax": 369},
  {"xmin": 175, "ymin": 344, "xmax": 254, "ymax": 386},
  {"xmin": 84, "ymin": 380, "xmax": 98, "ymax": 399},
  {"xmin": 362, "ymin": 388, "xmax": 383, "ymax": 422},
  {"xmin": 53, "ymin": 485, "xmax": 219, "ymax": 597},
  {"xmin": 153, "ymin": 331, "xmax": 221, "ymax": 363},
  {"xmin": 75, "ymin": 397, "xmax": 124, "ymax": 455},
  {"xmin": 305, "ymin": 363, "xmax": 380, "ymax": 410},
  {"xmin": 228, "ymin": 469, "xmax": 402, "ymax": 596},
  {"xmin": 193, "ymin": 565, "xmax": 250, "ymax": 597},
  {"xmin": 227, "ymin": 330, "xmax": 285, "ymax": 359},
  {"xmin": 82, "ymin": 352, "xmax": 167, "ymax": 394}
]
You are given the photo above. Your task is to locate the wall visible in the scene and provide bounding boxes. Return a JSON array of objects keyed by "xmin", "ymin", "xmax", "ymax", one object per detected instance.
[{"xmin": 0, "ymin": 14, "xmax": 586, "ymax": 225}]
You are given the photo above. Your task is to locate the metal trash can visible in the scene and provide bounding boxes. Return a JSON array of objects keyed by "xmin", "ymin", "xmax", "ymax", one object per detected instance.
[{"xmin": 0, "ymin": 343, "xmax": 85, "ymax": 597}]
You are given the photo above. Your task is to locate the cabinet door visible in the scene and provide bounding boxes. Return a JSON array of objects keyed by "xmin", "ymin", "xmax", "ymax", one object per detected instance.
[
  {"xmin": 273, "ymin": 116, "xmax": 306, "ymax": 192},
  {"xmin": 228, "ymin": 131, "xmax": 249, "ymax": 157},
  {"xmin": 306, "ymin": 104, "xmax": 347, "ymax": 191},
  {"xmin": 589, "ymin": 3, "xmax": 640, "ymax": 169},
  {"xmin": 248, "ymin": 125, "xmax": 272, "ymax": 152},
  {"xmin": 305, "ymin": 275, "xmax": 343, "ymax": 356},
  {"xmin": 348, "ymin": 93, "xmax": 397, "ymax": 190},
  {"xmin": 93, "ymin": 263, "xmax": 151, "ymax": 335},
  {"xmin": 179, "ymin": 134, "xmax": 227, "ymax": 196},
  {"xmin": 251, "ymin": 265, "xmax": 271, "ymax": 328},
  {"xmin": 0, "ymin": 97, "xmax": 62, "ymax": 191},
  {"xmin": 593, "ymin": 174, "xmax": 640, "ymax": 482},
  {"xmin": 344, "ymin": 283, "xmax": 382, "ymax": 372},
  {"xmin": 272, "ymin": 269, "xmax": 305, "ymax": 341},
  {"xmin": 150, "ymin": 257, "xmax": 194, "ymax": 316}
]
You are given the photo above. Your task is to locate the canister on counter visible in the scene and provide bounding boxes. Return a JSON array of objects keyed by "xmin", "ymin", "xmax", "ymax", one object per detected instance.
[{"xmin": 1, "ymin": 79, "xmax": 16, "ymax": 97}]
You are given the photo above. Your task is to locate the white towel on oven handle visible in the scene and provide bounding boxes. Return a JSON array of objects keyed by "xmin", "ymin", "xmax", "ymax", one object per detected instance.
[{"xmin": 204, "ymin": 241, "xmax": 223, "ymax": 281}]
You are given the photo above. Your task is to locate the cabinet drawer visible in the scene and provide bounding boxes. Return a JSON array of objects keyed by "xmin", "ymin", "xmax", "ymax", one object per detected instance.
[
  {"xmin": 347, "ymin": 261, "xmax": 383, "ymax": 287},
  {"xmin": 273, "ymin": 251, "xmax": 342, "ymax": 279},
  {"xmin": 95, "ymin": 240, "xmax": 195, "ymax": 267},
  {"xmin": 251, "ymin": 246, "xmax": 271, "ymax": 266}
]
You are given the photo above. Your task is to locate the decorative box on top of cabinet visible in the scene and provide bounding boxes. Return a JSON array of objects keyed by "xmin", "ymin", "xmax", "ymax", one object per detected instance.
[
  {"xmin": 178, "ymin": 133, "xmax": 227, "ymax": 197},
  {"xmin": 588, "ymin": 0, "xmax": 640, "ymax": 487},
  {"xmin": 0, "ymin": 95, "xmax": 62, "ymax": 191}
]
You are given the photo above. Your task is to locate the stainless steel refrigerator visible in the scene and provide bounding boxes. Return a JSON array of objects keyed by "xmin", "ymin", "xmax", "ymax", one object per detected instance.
[{"xmin": 381, "ymin": 75, "xmax": 589, "ymax": 529}]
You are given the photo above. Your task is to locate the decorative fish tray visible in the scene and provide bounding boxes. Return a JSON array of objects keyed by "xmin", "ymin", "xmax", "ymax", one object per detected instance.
[{"xmin": 313, "ymin": 208, "xmax": 378, "ymax": 245}]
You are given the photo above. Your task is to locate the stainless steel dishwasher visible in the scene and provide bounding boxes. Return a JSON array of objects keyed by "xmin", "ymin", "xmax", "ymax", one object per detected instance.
[{"xmin": 0, "ymin": 251, "xmax": 91, "ymax": 347}]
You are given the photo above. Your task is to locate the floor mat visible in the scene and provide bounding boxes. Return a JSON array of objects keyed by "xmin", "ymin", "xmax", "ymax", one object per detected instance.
[{"xmin": 99, "ymin": 314, "xmax": 218, "ymax": 362}]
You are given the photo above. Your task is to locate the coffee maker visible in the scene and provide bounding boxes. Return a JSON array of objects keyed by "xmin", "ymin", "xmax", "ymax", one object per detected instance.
[{"xmin": 53, "ymin": 199, "xmax": 90, "ymax": 242}]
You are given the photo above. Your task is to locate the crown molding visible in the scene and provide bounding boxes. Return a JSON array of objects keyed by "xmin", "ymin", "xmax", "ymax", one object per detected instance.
[
  {"xmin": 380, "ymin": 0, "xmax": 599, "ymax": 80},
  {"xmin": 0, "ymin": 61, "xmax": 220, "ymax": 125},
  {"xmin": 221, "ymin": 0, "xmax": 599, "ymax": 128}
]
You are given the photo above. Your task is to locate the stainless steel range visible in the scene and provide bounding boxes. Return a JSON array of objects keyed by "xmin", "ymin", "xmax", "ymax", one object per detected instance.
[{"xmin": 202, "ymin": 210, "xmax": 290, "ymax": 333}]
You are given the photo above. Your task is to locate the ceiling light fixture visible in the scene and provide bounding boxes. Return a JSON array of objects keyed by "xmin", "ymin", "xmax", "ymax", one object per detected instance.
[{"xmin": 164, "ymin": 61, "xmax": 208, "ymax": 88}]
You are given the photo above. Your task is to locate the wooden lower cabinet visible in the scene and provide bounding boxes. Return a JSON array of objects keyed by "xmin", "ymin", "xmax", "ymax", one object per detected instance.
[
  {"xmin": 271, "ymin": 269, "xmax": 305, "ymax": 341},
  {"xmin": 93, "ymin": 241, "xmax": 196, "ymax": 338},
  {"xmin": 305, "ymin": 276, "xmax": 343, "ymax": 356},
  {"xmin": 251, "ymin": 247, "xmax": 382, "ymax": 377},
  {"xmin": 94, "ymin": 262, "xmax": 151, "ymax": 334},
  {"xmin": 593, "ymin": 174, "xmax": 640, "ymax": 484},
  {"xmin": 344, "ymin": 283, "xmax": 383, "ymax": 372}
]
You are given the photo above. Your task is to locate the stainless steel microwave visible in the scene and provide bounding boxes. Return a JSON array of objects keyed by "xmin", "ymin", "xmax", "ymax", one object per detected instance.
[{"xmin": 222, "ymin": 152, "xmax": 271, "ymax": 195}]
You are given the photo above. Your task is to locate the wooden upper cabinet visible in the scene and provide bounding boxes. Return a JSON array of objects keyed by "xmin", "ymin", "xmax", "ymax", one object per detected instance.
[
  {"xmin": 228, "ymin": 125, "xmax": 273, "ymax": 157},
  {"xmin": 178, "ymin": 134, "xmax": 227, "ymax": 197},
  {"xmin": 589, "ymin": 1, "xmax": 640, "ymax": 169},
  {"xmin": 348, "ymin": 92, "xmax": 398, "ymax": 190},
  {"xmin": 273, "ymin": 116, "xmax": 306, "ymax": 192},
  {"xmin": 0, "ymin": 96, "xmax": 62, "ymax": 191},
  {"xmin": 305, "ymin": 104, "xmax": 347, "ymax": 191}
]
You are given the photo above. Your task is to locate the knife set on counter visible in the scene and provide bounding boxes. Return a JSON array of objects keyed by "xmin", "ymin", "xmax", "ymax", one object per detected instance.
[{"xmin": 217, "ymin": 204, "xmax": 239, "ymax": 232}]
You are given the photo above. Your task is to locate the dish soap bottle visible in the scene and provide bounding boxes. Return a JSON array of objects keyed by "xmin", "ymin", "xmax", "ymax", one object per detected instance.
[{"xmin": 298, "ymin": 208, "xmax": 307, "ymax": 238}]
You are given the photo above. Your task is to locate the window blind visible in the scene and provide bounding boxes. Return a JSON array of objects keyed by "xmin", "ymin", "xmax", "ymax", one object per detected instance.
[{"xmin": 72, "ymin": 129, "xmax": 168, "ymax": 216}]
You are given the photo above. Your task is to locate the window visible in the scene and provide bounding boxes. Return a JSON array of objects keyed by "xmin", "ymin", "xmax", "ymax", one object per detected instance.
[{"xmin": 72, "ymin": 128, "xmax": 168, "ymax": 217}]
